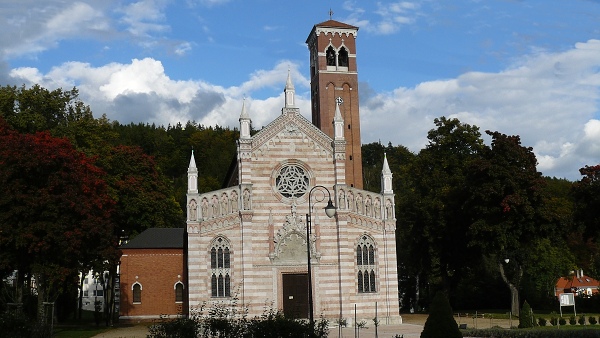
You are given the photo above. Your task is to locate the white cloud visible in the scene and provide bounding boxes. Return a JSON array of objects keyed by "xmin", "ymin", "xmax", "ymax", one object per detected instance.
[
  {"xmin": 1, "ymin": 1, "xmax": 112, "ymax": 58},
  {"xmin": 174, "ymin": 42, "xmax": 193, "ymax": 56},
  {"xmin": 116, "ymin": 0, "xmax": 170, "ymax": 38},
  {"xmin": 7, "ymin": 57, "xmax": 310, "ymax": 133},
  {"xmin": 344, "ymin": 1, "xmax": 420, "ymax": 34}
]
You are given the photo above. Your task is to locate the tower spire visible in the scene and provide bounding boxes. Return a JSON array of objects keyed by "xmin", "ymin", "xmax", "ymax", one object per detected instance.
[
  {"xmin": 284, "ymin": 68, "xmax": 295, "ymax": 108},
  {"xmin": 381, "ymin": 153, "xmax": 393, "ymax": 194},
  {"xmin": 239, "ymin": 98, "xmax": 251, "ymax": 139},
  {"xmin": 188, "ymin": 150, "xmax": 198, "ymax": 193},
  {"xmin": 333, "ymin": 96, "xmax": 344, "ymax": 140}
]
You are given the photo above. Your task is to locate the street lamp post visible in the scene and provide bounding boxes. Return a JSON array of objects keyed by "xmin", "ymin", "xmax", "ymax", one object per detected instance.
[{"xmin": 305, "ymin": 185, "xmax": 336, "ymax": 337}]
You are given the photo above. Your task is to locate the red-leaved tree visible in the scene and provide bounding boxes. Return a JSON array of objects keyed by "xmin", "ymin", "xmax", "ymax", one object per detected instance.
[{"xmin": 0, "ymin": 118, "xmax": 116, "ymax": 321}]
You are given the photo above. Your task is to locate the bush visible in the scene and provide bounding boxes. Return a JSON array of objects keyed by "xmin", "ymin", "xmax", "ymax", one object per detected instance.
[
  {"xmin": 559, "ymin": 317, "xmax": 566, "ymax": 325},
  {"xmin": 579, "ymin": 314, "xmax": 587, "ymax": 325},
  {"xmin": 462, "ymin": 327, "xmax": 600, "ymax": 337},
  {"xmin": 569, "ymin": 315, "xmax": 577, "ymax": 325},
  {"xmin": 518, "ymin": 301, "xmax": 534, "ymax": 328},
  {"xmin": 590, "ymin": 316, "xmax": 598, "ymax": 325},
  {"xmin": 420, "ymin": 291, "xmax": 462, "ymax": 338},
  {"xmin": 550, "ymin": 316, "xmax": 558, "ymax": 326},
  {"xmin": 538, "ymin": 317, "xmax": 547, "ymax": 326},
  {"xmin": 0, "ymin": 312, "xmax": 50, "ymax": 338},
  {"xmin": 148, "ymin": 303, "xmax": 329, "ymax": 338},
  {"xmin": 148, "ymin": 316, "xmax": 198, "ymax": 338}
]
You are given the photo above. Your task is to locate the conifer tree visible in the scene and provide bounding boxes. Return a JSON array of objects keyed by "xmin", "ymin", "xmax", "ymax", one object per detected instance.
[
  {"xmin": 519, "ymin": 300, "xmax": 535, "ymax": 328},
  {"xmin": 420, "ymin": 291, "xmax": 461, "ymax": 338}
]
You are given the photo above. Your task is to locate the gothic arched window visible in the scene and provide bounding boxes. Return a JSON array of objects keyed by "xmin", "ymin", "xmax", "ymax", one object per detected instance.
[
  {"xmin": 210, "ymin": 237, "xmax": 232, "ymax": 297},
  {"xmin": 356, "ymin": 235, "xmax": 377, "ymax": 293},
  {"xmin": 132, "ymin": 282, "xmax": 142, "ymax": 303},
  {"xmin": 338, "ymin": 47, "xmax": 349, "ymax": 67},
  {"xmin": 326, "ymin": 46, "xmax": 336, "ymax": 66}
]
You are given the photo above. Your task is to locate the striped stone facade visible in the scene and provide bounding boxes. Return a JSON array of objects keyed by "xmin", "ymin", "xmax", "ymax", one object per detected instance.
[{"xmin": 186, "ymin": 103, "xmax": 401, "ymax": 325}]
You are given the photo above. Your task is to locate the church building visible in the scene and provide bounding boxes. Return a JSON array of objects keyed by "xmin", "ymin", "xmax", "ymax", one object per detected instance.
[{"xmin": 185, "ymin": 19, "xmax": 401, "ymax": 325}]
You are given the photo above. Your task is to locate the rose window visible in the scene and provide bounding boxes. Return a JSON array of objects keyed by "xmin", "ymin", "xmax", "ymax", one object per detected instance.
[{"xmin": 275, "ymin": 164, "xmax": 309, "ymax": 199}]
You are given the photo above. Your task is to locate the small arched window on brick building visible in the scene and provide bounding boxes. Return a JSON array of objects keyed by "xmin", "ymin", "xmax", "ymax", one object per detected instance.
[
  {"xmin": 174, "ymin": 281, "xmax": 184, "ymax": 303},
  {"xmin": 356, "ymin": 235, "xmax": 377, "ymax": 293},
  {"xmin": 132, "ymin": 282, "xmax": 142, "ymax": 303},
  {"xmin": 210, "ymin": 237, "xmax": 231, "ymax": 297}
]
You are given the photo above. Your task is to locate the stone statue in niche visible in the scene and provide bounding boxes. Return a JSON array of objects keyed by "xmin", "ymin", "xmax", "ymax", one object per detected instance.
[
  {"xmin": 243, "ymin": 189, "xmax": 251, "ymax": 210},
  {"xmin": 230, "ymin": 191, "xmax": 238, "ymax": 212}
]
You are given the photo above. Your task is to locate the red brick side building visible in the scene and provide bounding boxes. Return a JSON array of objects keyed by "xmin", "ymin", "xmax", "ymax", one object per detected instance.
[{"xmin": 119, "ymin": 228, "xmax": 187, "ymax": 321}]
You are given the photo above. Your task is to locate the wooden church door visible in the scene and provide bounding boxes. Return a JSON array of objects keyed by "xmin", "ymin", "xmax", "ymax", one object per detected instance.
[{"xmin": 282, "ymin": 273, "xmax": 308, "ymax": 319}]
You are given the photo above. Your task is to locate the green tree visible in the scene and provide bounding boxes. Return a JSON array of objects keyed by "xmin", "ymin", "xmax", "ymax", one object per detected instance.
[
  {"xmin": 466, "ymin": 131, "xmax": 547, "ymax": 316},
  {"xmin": 399, "ymin": 117, "xmax": 485, "ymax": 306},
  {"xmin": 0, "ymin": 84, "xmax": 85, "ymax": 134},
  {"xmin": 572, "ymin": 165, "xmax": 600, "ymax": 276}
]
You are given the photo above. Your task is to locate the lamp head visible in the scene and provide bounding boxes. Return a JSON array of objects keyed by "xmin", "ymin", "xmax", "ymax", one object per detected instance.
[{"xmin": 324, "ymin": 199, "xmax": 336, "ymax": 218}]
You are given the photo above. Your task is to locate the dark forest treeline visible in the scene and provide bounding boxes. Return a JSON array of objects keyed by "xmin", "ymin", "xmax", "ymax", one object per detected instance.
[{"xmin": 1, "ymin": 85, "xmax": 600, "ymax": 323}]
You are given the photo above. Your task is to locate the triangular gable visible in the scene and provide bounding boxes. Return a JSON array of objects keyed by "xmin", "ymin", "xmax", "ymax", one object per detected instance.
[{"xmin": 250, "ymin": 108, "xmax": 334, "ymax": 155}]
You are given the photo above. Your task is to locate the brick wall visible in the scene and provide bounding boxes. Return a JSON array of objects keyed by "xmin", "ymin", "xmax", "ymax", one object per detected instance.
[{"xmin": 119, "ymin": 248, "xmax": 185, "ymax": 320}]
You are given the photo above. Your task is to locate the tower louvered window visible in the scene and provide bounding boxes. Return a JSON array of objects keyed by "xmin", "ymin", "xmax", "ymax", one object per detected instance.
[
  {"xmin": 357, "ymin": 235, "xmax": 377, "ymax": 293},
  {"xmin": 210, "ymin": 237, "xmax": 231, "ymax": 297}
]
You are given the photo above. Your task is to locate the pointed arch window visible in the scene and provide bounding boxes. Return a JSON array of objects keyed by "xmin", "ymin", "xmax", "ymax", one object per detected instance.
[
  {"xmin": 210, "ymin": 237, "xmax": 232, "ymax": 297},
  {"xmin": 338, "ymin": 47, "xmax": 349, "ymax": 67},
  {"xmin": 132, "ymin": 282, "xmax": 142, "ymax": 303},
  {"xmin": 326, "ymin": 46, "xmax": 336, "ymax": 66},
  {"xmin": 357, "ymin": 235, "xmax": 377, "ymax": 293}
]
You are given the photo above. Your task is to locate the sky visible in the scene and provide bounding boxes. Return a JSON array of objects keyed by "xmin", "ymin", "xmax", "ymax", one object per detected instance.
[{"xmin": 1, "ymin": 0, "xmax": 600, "ymax": 180}]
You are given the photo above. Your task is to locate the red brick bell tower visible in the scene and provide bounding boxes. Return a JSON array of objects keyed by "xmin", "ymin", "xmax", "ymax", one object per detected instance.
[{"xmin": 306, "ymin": 20, "xmax": 363, "ymax": 189}]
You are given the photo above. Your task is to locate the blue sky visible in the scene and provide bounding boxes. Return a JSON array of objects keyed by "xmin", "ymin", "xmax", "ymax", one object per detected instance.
[{"xmin": 1, "ymin": 0, "xmax": 600, "ymax": 180}]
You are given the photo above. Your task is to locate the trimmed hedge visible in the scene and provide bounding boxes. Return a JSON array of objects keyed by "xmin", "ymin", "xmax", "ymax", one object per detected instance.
[{"xmin": 462, "ymin": 328, "xmax": 600, "ymax": 338}]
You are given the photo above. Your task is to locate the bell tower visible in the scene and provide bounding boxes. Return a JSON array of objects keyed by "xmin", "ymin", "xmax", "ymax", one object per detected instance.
[{"xmin": 306, "ymin": 20, "xmax": 363, "ymax": 188}]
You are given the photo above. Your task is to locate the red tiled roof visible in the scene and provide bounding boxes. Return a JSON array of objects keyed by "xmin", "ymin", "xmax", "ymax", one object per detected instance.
[
  {"xmin": 314, "ymin": 20, "xmax": 358, "ymax": 30},
  {"xmin": 556, "ymin": 275, "xmax": 600, "ymax": 289}
]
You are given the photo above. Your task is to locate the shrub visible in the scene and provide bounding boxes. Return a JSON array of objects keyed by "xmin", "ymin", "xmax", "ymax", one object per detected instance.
[
  {"xmin": 579, "ymin": 314, "xmax": 587, "ymax": 325},
  {"xmin": 148, "ymin": 303, "xmax": 330, "ymax": 338},
  {"xmin": 518, "ymin": 301, "xmax": 534, "ymax": 328},
  {"xmin": 148, "ymin": 316, "xmax": 198, "ymax": 338},
  {"xmin": 590, "ymin": 316, "xmax": 598, "ymax": 325},
  {"xmin": 569, "ymin": 315, "xmax": 576, "ymax": 325},
  {"xmin": 462, "ymin": 327, "xmax": 600, "ymax": 337},
  {"xmin": 0, "ymin": 312, "xmax": 50, "ymax": 338},
  {"xmin": 559, "ymin": 317, "xmax": 566, "ymax": 325},
  {"xmin": 538, "ymin": 317, "xmax": 547, "ymax": 326},
  {"xmin": 420, "ymin": 291, "xmax": 462, "ymax": 338}
]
